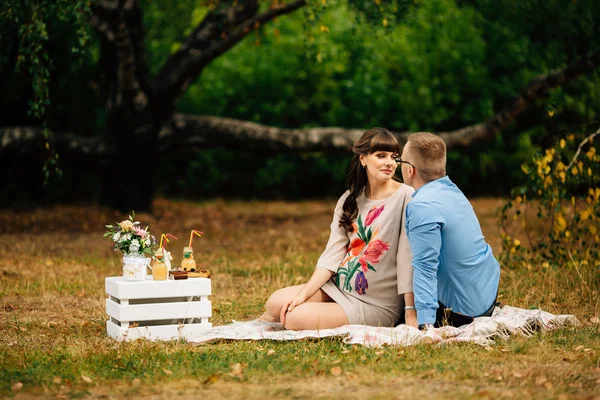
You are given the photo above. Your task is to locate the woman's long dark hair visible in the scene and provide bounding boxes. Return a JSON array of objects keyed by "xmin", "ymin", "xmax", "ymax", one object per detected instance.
[{"xmin": 339, "ymin": 128, "xmax": 400, "ymax": 233}]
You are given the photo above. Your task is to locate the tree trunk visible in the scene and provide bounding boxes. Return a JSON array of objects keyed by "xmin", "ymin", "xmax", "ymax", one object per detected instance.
[
  {"xmin": 87, "ymin": 0, "xmax": 301, "ymax": 211},
  {"xmin": 99, "ymin": 107, "xmax": 160, "ymax": 212}
]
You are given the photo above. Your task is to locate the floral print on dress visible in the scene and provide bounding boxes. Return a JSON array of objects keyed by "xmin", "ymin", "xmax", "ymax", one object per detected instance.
[{"xmin": 335, "ymin": 204, "xmax": 390, "ymax": 295}]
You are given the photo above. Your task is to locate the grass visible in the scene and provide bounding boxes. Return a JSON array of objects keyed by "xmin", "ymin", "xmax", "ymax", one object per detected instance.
[{"xmin": 0, "ymin": 198, "xmax": 599, "ymax": 399}]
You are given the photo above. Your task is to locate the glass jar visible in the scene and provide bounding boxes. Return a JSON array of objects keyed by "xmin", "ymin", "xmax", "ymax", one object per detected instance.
[
  {"xmin": 122, "ymin": 252, "xmax": 150, "ymax": 281},
  {"xmin": 181, "ymin": 246, "xmax": 196, "ymax": 271},
  {"xmin": 152, "ymin": 251, "xmax": 168, "ymax": 281}
]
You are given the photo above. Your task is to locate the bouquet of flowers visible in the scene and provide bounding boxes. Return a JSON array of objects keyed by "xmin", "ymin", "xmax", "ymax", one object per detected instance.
[{"xmin": 104, "ymin": 212, "xmax": 157, "ymax": 256}]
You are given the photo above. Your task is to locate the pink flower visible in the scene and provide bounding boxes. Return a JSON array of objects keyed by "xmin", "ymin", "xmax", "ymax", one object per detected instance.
[
  {"xmin": 361, "ymin": 239, "xmax": 389, "ymax": 266},
  {"xmin": 364, "ymin": 205, "xmax": 385, "ymax": 226},
  {"xmin": 132, "ymin": 226, "xmax": 147, "ymax": 238}
]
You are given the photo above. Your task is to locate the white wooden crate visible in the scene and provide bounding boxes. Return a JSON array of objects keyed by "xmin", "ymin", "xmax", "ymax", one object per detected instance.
[{"xmin": 105, "ymin": 276, "xmax": 212, "ymax": 341}]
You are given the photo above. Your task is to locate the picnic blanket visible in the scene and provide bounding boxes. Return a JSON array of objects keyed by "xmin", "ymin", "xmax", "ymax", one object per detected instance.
[{"xmin": 187, "ymin": 305, "xmax": 580, "ymax": 347}]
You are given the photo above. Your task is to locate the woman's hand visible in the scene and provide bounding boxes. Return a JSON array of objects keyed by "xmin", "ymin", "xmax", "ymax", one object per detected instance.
[
  {"xmin": 280, "ymin": 291, "xmax": 308, "ymax": 325},
  {"xmin": 405, "ymin": 309, "xmax": 418, "ymax": 328}
]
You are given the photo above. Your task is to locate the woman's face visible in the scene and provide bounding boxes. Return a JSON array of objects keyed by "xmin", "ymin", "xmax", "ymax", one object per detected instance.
[{"xmin": 360, "ymin": 151, "xmax": 399, "ymax": 184}]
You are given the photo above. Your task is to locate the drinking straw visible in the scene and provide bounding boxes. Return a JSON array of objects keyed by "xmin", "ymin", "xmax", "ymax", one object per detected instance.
[
  {"xmin": 189, "ymin": 230, "xmax": 204, "ymax": 247},
  {"xmin": 160, "ymin": 233, "xmax": 178, "ymax": 251}
]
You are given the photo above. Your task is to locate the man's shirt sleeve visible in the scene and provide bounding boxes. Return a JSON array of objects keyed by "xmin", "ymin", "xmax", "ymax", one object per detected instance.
[{"xmin": 406, "ymin": 202, "xmax": 445, "ymax": 325}]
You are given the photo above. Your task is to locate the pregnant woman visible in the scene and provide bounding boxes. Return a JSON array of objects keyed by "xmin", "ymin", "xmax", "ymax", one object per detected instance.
[{"xmin": 260, "ymin": 127, "xmax": 416, "ymax": 330}]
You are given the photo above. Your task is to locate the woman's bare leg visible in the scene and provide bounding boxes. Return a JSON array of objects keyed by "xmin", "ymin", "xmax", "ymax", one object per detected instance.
[
  {"xmin": 283, "ymin": 302, "xmax": 348, "ymax": 330},
  {"xmin": 259, "ymin": 284, "xmax": 333, "ymax": 322}
]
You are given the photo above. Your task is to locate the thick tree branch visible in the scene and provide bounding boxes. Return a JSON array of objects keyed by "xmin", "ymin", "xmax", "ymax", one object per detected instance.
[
  {"xmin": 90, "ymin": 0, "xmax": 150, "ymax": 116},
  {"xmin": 89, "ymin": 1, "xmax": 118, "ymax": 41},
  {"xmin": 111, "ymin": 0, "xmax": 149, "ymax": 111},
  {"xmin": 155, "ymin": 0, "xmax": 305, "ymax": 109},
  {"xmin": 159, "ymin": 115, "xmax": 364, "ymax": 152},
  {"xmin": 0, "ymin": 127, "xmax": 109, "ymax": 169}
]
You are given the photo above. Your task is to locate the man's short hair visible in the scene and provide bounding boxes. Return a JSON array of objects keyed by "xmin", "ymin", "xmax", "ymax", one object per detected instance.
[{"xmin": 407, "ymin": 132, "xmax": 446, "ymax": 182}]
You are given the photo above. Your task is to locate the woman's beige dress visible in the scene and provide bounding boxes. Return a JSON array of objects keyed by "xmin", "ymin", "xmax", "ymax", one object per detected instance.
[{"xmin": 317, "ymin": 184, "xmax": 414, "ymax": 326}]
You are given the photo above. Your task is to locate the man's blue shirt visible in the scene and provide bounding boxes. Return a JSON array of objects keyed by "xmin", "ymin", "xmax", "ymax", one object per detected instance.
[{"xmin": 405, "ymin": 176, "xmax": 500, "ymax": 325}]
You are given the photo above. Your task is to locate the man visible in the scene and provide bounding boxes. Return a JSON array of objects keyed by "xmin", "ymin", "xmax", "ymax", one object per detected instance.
[{"xmin": 397, "ymin": 132, "xmax": 500, "ymax": 330}]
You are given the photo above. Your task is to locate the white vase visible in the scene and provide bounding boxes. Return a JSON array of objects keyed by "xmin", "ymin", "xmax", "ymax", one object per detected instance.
[{"xmin": 122, "ymin": 253, "xmax": 150, "ymax": 281}]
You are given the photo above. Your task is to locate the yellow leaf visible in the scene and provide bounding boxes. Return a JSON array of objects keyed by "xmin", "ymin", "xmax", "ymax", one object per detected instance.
[
  {"xmin": 555, "ymin": 215, "xmax": 567, "ymax": 232},
  {"xmin": 581, "ymin": 208, "xmax": 592, "ymax": 221},
  {"xmin": 330, "ymin": 366, "xmax": 343, "ymax": 376},
  {"xmin": 590, "ymin": 226, "xmax": 597, "ymax": 235},
  {"xmin": 571, "ymin": 166, "xmax": 578, "ymax": 175},
  {"xmin": 81, "ymin": 374, "xmax": 92, "ymax": 384},
  {"xmin": 560, "ymin": 139, "xmax": 566, "ymax": 148},
  {"xmin": 514, "ymin": 239, "xmax": 521, "ymax": 247},
  {"xmin": 548, "ymin": 110, "xmax": 555, "ymax": 117},
  {"xmin": 383, "ymin": 18, "xmax": 388, "ymax": 27},
  {"xmin": 515, "ymin": 196, "xmax": 523, "ymax": 204},
  {"xmin": 559, "ymin": 171, "xmax": 566, "ymax": 183},
  {"xmin": 567, "ymin": 134, "xmax": 575, "ymax": 141},
  {"xmin": 588, "ymin": 168, "xmax": 592, "ymax": 176},
  {"xmin": 203, "ymin": 373, "xmax": 220, "ymax": 384},
  {"xmin": 521, "ymin": 165, "xmax": 529, "ymax": 174}
]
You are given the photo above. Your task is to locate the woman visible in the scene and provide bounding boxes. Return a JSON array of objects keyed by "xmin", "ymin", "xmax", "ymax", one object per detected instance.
[{"xmin": 260, "ymin": 128, "xmax": 416, "ymax": 330}]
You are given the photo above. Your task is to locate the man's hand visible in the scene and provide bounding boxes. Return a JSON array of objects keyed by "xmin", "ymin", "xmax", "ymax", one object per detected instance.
[
  {"xmin": 405, "ymin": 309, "xmax": 418, "ymax": 328},
  {"xmin": 280, "ymin": 291, "xmax": 308, "ymax": 326}
]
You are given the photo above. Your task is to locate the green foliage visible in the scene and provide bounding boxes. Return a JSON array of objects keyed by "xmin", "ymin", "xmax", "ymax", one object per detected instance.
[
  {"xmin": 0, "ymin": 0, "xmax": 91, "ymax": 184},
  {"xmin": 3, "ymin": 0, "xmax": 600, "ymax": 205},
  {"xmin": 501, "ymin": 126, "xmax": 600, "ymax": 270},
  {"xmin": 159, "ymin": 148, "xmax": 349, "ymax": 199}
]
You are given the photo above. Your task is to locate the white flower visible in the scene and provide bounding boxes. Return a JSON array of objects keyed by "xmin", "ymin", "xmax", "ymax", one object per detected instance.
[
  {"xmin": 144, "ymin": 238, "xmax": 151, "ymax": 247},
  {"xmin": 128, "ymin": 241, "xmax": 140, "ymax": 253},
  {"xmin": 113, "ymin": 232, "xmax": 121, "ymax": 241}
]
